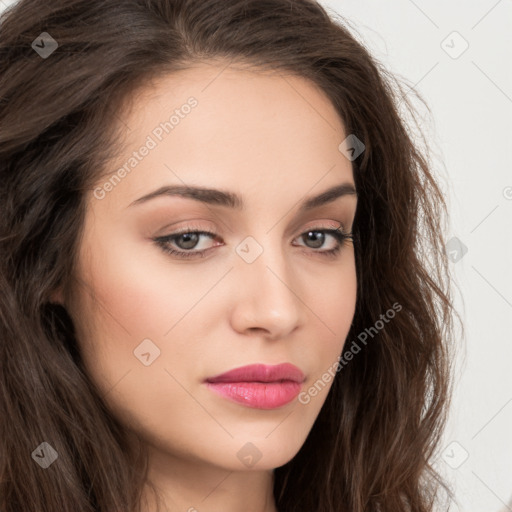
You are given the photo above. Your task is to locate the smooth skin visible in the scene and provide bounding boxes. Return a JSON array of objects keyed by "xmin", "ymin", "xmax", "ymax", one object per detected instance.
[{"xmin": 52, "ymin": 61, "xmax": 358, "ymax": 512}]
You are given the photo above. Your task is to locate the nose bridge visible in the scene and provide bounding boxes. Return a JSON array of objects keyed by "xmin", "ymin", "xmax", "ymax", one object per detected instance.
[
  {"xmin": 236, "ymin": 230, "xmax": 289, "ymax": 288},
  {"xmin": 230, "ymin": 231, "xmax": 302, "ymax": 336}
]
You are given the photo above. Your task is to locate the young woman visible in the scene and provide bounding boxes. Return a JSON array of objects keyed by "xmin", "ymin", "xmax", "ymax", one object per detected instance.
[{"xmin": 0, "ymin": 1, "xmax": 458, "ymax": 511}]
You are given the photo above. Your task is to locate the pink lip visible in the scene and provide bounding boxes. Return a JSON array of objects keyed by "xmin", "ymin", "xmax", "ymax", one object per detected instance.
[{"xmin": 204, "ymin": 363, "xmax": 305, "ymax": 409}]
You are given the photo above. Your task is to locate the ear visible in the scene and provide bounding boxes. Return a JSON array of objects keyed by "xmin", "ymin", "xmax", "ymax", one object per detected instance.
[{"xmin": 49, "ymin": 286, "xmax": 65, "ymax": 305}]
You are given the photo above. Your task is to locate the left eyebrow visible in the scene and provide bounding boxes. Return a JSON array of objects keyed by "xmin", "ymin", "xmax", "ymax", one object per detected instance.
[{"xmin": 127, "ymin": 182, "xmax": 357, "ymax": 211}]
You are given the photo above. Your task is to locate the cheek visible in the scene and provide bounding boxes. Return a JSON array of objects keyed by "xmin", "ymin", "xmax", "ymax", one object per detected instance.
[
  {"xmin": 300, "ymin": 255, "xmax": 357, "ymax": 388},
  {"xmin": 306, "ymin": 254, "xmax": 357, "ymax": 340},
  {"xmin": 68, "ymin": 247, "xmax": 211, "ymax": 437},
  {"xmin": 74, "ymin": 229, "xmax": 222, "ymax": 341},
  {"xmin": 68, "ymin": 235, "xmax": 212, "ymax": 394}
]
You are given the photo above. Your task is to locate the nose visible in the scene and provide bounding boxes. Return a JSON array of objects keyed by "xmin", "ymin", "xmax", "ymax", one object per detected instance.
[{"xmin": 229, "ymin": 241, "xmax": 303, "ymax": 340}]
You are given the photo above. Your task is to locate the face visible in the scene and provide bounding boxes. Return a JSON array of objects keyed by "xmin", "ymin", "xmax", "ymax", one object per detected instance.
[{"xmin": 59, "ymin": 62, "xmax": 358, "ymax": 476}]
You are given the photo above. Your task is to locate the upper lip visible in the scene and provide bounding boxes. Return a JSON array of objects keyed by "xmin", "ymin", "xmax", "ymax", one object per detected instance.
[{"xmin": 205, "ymin": 363, "xmax": 305, "ymax": 384}]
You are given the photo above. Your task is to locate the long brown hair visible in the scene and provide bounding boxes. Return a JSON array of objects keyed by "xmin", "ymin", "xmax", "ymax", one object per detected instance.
[{"xmin": 0, "ymin": 0, "xmax": 459, "ymax": 510}]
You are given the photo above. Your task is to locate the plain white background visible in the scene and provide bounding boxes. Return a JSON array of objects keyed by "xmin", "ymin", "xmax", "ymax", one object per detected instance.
[{"xmin": 1, "ymin": 0, "xmax": 511, "ymax": 510}]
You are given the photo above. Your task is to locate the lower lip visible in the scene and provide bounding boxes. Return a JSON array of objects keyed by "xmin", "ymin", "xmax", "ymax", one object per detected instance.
[{"xmin": 205, "ymin": 381, "xmax": 302, "ymax": 409}]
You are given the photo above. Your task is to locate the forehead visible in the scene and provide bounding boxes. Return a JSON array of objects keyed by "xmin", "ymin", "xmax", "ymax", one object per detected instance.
[{"xmin": 93, "ymin": 61, "xmax": 354, "ymax": 212}]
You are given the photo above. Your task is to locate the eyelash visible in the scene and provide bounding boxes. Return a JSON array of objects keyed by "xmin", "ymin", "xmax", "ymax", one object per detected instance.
[{"xmin": 153, "ymin": 225, "xmax": 353, "ymax": 260}]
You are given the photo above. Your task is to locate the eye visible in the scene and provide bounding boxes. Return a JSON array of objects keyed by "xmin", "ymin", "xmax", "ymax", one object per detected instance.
[
  {"xmin": 153, "ymin": 225, "xmax": 353, "ymax": 260},
  {"xmin": 291, "ymin": 226, "xmax": 353, "ymax": 259}
]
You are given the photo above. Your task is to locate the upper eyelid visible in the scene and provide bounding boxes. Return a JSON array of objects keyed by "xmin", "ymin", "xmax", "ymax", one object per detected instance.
[
  {"xmin": 150, "ymin": 202, "xmax": 354, "ymax": 234},
  {"xmin": 164, "ymin": 221, "xmax": 348, "ymax": 239},
  {"xmin": 164, "ymin": 216, "xmax": 347, "ymax": 233}
]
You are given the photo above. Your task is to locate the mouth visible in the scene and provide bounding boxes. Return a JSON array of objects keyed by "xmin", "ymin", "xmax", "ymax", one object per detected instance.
[{"xmin": 204, "ymin": 363, "xmax": 305, "ymax": 409}]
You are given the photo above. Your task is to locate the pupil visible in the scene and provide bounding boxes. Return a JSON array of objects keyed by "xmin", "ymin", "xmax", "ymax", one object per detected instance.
[
  {"xmin": 306, "ymin": 231, "xmax": 324, "ymax": 248},
  {"xmin": 178, "ymin": 233, "xmax": 199, "ymax": 249}
]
